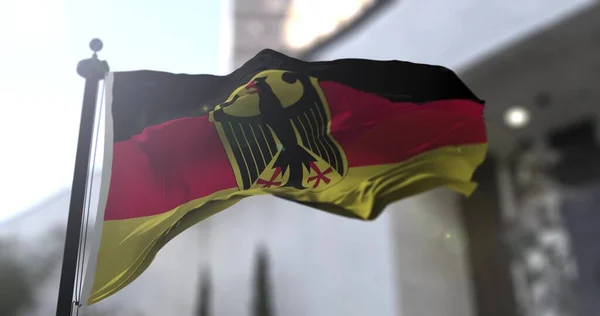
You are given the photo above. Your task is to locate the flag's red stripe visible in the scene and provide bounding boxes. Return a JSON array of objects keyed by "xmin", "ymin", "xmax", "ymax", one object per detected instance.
[
  {"xmin": 104, "ymin": 117, "xmax": 237, "ymax": 221},
  {"xmin": 104, "ymin": 81, "xmax": 486, "ymax": 221},
  {"xmin": 320, "ymin": 81, "xmax": 486, "ymax": 168}
]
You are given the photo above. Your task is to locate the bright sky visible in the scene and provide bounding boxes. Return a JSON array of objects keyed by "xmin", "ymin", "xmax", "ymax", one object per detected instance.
[{"xmin": 0, "ymin": 0, "xmax": 225, "ymax": 222}]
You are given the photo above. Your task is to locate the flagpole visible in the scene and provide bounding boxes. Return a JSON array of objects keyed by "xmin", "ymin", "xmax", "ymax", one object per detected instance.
[{"xmin": 56, "ymin": 39, "xmax": 109, "ymax": 316}]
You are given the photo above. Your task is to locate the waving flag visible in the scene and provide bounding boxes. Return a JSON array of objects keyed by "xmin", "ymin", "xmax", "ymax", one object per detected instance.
[{"xmin": 82, "ymin": 49, "xmax": 487, "ymax": 305}]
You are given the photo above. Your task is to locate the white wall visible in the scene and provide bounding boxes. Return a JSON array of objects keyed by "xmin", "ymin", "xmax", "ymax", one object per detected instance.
[
  {"xmin": 206, "ymin": 196, "xmax": 398, "ymax": 316},
  {"xmin": 388, "ymin": 190, "xmax": 475, "ymax": 316},
  {"xmin": 313, "ymin": 0, "xmax": 595, "ymax": 70}
]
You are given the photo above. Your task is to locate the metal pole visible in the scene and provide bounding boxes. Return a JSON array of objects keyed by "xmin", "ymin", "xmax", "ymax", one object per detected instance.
[{"xmin": 56, "ymin": 39, "xmax": 109, "ymax": 316}]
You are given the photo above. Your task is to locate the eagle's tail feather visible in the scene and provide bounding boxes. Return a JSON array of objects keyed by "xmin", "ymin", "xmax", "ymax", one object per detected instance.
[{"xmin": 272, "ymin": 146, "xmax": 315, "ymax": 170}]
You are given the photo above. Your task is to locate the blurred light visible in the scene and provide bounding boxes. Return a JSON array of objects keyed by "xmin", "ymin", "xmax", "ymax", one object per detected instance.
[
  {"xmin": 504, "ymin": 106, "xmax": 530, "ymax": 128},
  {"xmin": 284, "ymin": 0, "xmax": 375, "ymax": 49},
  {"xmin": 539, "ymin": 230, "xmax": 566, "ymax": 248},
  {"xmin": 265, "ymin": 0, "xmax": 285, "ymax": 14},
  {"xmin": 525, "ymin": 249, "xmax": 546, "ymax": 271},
  {"xmin": 441, "ymin": 228, "xmax": 466, "ymax": 254}
]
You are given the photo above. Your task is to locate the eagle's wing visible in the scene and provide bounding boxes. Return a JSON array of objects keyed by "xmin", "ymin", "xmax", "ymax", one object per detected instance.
[
  {"xmin": 285, "ymin": 89, "xmax": 345, "ymax": 176},
  {"xmin": 211, "ymin": 109, "xmax": 278, "ymax": 190}
]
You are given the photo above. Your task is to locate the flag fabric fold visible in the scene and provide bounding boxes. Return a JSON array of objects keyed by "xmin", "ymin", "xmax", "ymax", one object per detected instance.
[{"xmin": 82, "ymin": 49, "xmax": 487, "ymax": 305}]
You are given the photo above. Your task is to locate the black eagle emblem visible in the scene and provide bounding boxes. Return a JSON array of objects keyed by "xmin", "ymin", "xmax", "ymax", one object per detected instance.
[{"xmin": 210, "ymin": 71, "xmax": 345, "ymax": 190}]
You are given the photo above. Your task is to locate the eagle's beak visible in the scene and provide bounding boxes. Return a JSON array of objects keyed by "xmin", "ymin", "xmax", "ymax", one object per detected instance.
[{"xmin": 245, "ymin": 81, "xmax": 259, "ymax": 94}]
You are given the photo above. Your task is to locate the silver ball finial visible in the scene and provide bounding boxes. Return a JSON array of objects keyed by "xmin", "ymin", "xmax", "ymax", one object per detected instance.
[
  {"xmin": 89, "ymin": 38, "xmax": 103, "ymax": 53},
  {"xmin": 77, "ymin": 39, "xmax": 109, "ymax": 79}
]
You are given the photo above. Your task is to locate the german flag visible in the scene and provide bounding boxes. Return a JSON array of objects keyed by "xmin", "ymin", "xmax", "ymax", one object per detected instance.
[{"xmin": 83, "ymin": 49, "xmax": 487, "ymax": 305}]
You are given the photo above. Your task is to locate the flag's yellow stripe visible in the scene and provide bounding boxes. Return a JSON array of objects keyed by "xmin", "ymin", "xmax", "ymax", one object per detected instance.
[{"xmin": 88, "ymin": 142, "xmax": 486, "ymax": 304}]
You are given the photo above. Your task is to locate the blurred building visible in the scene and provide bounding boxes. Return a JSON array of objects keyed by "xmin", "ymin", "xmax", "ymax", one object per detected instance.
[
  {"xmin": 2, "ymin": 1, "xmax": 600, "ymax": 316},
  {"xmin": 230, "ymin": 0, "xmax": 393, "ymax": 68}
]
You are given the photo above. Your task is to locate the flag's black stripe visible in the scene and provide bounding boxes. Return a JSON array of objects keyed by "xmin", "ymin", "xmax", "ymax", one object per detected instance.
[
  {"xmin": 304, "ymin": 59, "xmax": 482, "ymax": 104},
  {"xmin": 223, "ymin": 122, "xmax": 251, "ymax": 189},
  {"xmin": 231, "ymin": 122, "xmax": 258, "ymax": 189},
  {"xmin": 111, "ymin": 49, "xmax": 481, "ymax": 142}
]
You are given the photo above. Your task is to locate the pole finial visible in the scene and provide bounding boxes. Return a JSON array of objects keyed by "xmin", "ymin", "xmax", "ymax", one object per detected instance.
[
  {"xmin": 77, "ymin": 38, "xmax": 109, "ymax": 80},
  {"xmin": 89, "ymin": 38, "xmax": 103, "ymax": 53}
]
